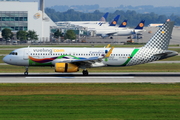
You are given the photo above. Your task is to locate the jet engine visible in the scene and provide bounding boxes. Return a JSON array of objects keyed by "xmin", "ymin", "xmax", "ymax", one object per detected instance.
[{"xmin": 55, "ymin": 63, "xmax": 79, "ymax": 72}]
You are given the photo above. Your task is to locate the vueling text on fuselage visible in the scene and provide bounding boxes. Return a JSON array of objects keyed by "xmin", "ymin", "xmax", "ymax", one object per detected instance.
[{"xmin": 33, "ymin": 48, "xmax": 65, "ymax": 53}]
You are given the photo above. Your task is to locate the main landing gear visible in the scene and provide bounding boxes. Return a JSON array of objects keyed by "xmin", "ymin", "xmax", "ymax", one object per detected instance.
[
  {"xmin": 24, "ymin": 66, "xmax": 29, "ymax": 76},
  {"xmin": 82, "ymin": 70, "xmax": 89, "ymax": 76}
]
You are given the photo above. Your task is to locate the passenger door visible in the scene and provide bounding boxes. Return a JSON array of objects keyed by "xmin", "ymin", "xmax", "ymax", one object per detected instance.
[{"xmin": 23, "ymin": 49, "xmax": 29, "ymax": 60}]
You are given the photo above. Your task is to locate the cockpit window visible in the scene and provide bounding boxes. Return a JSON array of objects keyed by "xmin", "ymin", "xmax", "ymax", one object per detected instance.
[{"xmin": 9, "ymin": 52, "xmax": 18, "ymax": 55}]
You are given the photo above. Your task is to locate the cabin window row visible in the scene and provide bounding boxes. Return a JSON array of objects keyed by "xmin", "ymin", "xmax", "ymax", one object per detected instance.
[{"xmin": 30, "ymin": 53, "xmax": 131, "ymax": 57}]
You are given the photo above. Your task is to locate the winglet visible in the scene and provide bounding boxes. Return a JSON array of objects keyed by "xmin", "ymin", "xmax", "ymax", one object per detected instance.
[
  {"xmin": 105, "ymin": 47, "xmax": 114, "ymax": 58},
  {"xmin": 106, "ymin": 44, "xmax": 111, "ymax": 48}
]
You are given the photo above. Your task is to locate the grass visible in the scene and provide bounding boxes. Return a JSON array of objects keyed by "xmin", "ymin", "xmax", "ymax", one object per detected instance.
[
  {"xmin": 169, "ymin": 48, "xmax": 180, "ymax": 53},
  {"xmin": 160, "ymin": 56, "xmax": 180, "ymax": 61},
  {"xmin": 0, "ymin": 63, "xmax": 180, "ymax": 73},
  {"xmin": 0, "ymin": 50, "xmax": 12, "ymax": 54},
  {"xmin": 0, "ymin": 83, "xmax": 180, "ymax": 120},
  {"xmin": 0, "ymin": 56, "xmax": 4, "ymax": 63}
]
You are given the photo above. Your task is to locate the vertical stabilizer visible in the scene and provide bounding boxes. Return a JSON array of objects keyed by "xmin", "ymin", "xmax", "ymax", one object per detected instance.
[
  {"xmin": 126, "ymin": 20, "xmax": 176, "ymax": 66},
  {"xmin": 100, "ymin": 12, "xmax": 109, "ymax": 22},
  {"xmin": 143, "ymin": 21, "xmax": 174, "ymax": 50},
  {"xmin": 119, "ymin": 20, "xmax": 128, "ymax": 27},
  {"xmin": 134, "ymin": 20, "xmax": 145, "ymax": 29},
  {"xmin": 109, "ymin": 15, "xmax": 120, "ymax": 26}
]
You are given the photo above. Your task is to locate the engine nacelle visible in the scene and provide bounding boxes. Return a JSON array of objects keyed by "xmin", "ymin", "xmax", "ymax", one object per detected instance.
[{"xmin": 55, "ymin": 63, "xmax": 79, "ymax": 73}]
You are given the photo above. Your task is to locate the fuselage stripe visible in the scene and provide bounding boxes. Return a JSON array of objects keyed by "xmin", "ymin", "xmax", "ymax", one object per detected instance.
[{"xmin": 121, "ymin": 49, "xmax": 139, "ymax": 66}]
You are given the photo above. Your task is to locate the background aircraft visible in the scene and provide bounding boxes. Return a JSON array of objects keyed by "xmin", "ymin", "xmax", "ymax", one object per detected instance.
[
  {"xmin": 68, "ymin": 12, "xmax": 109, "ymax": 26},
  {"xmin": 96, "ymin": 20, "xmax": 145, "ymax": 38},
  {"xmin": 77, "ymin": 15, "xmax": 121, "ymax": 31},
  {"xmin": 119, "ymin": 20, "xmax": 128, "ymax": 28}
]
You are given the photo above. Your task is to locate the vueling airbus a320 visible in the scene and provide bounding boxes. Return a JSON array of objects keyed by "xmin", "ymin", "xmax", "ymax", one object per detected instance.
[{"xmin": 3, "ymin": 20, "xmax": 178, "ymax": 76}]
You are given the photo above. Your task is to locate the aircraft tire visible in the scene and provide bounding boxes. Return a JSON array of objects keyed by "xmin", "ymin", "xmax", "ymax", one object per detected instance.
[
  {"xmin": 24, "ymin": 72, "xmax": 28, "ymax": 76},
  {"xmin": 83, "ymin": 70, "xmax": 89, "ymax": 76}
]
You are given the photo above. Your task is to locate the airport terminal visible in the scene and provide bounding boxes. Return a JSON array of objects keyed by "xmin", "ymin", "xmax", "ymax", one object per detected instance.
[{"xmin": 0, "ymin": 0, "xmax": 56, "ymax": 42}]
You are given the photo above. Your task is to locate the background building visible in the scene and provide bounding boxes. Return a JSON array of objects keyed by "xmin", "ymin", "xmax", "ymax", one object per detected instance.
[{"xmin": 0, "ymin": 0, "xmax": 56, "ymax": 41}]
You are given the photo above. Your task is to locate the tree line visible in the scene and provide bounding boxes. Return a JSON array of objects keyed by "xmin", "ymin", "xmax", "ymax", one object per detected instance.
[
  {"xmin": 53, "ymin": 29, "xmax": 76, "ymax": 41},
  {"xmin": 1, "ymin": 28, "xmax": 76, "ymax": 43},
  {"xmin": 1, "ymin": 28, "xmax": 38, "ymax": 43},
  {"xmin": 45, "ymin": 8, "xmax": 180, "ymax": 26}
]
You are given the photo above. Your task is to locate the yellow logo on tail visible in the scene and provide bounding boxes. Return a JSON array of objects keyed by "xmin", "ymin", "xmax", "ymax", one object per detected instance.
[
  {"xmin": 139, "ymin": 23, "xmax": 144, "ymax": 27},
  {"xmin": 122, "ymin": 22, "xmax": 127, "ymax": 26},
  {"xmin": 113, "ymin": 21, "xmax": 117, "ymax": 25},
  {"xmin": 161, "ymin": 31, "xmax": 165, "ymax": 34}
]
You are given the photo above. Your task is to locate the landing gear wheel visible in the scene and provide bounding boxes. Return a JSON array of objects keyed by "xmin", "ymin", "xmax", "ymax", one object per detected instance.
[
  {"xmin": 110, "ymin": 37, "xmax": 113, "ymax": 39},
  {"xmin": 24, "ymin": 72, "xmax": 28, "ymax": 76},
  {"xmin": 82, "ymin": 70, "xmax": 89, "ymax": 76}
]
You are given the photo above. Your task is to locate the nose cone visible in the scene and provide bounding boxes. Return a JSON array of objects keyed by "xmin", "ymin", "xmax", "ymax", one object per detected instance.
[
  {"xmin": 3, "ymin": 55, "xmax": 12, "ymax": 64},
  {"xmin": 3, "ymin": 56, "xmax": 7, "ymax": 63}
]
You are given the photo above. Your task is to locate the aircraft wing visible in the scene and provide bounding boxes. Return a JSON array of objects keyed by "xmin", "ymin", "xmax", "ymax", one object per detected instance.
[
  {"xmin": 52, "ymin": 47, "xmax": 114, "ymax": 65},
  {"xmin": 58, "ymin": 56, "xmax": 103, "ymax": 63}
]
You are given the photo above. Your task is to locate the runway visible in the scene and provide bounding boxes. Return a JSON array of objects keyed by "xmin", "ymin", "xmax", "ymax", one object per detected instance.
[{"xmin": 0, "ymin": 73, "xmax": 180, "ymax": 83}]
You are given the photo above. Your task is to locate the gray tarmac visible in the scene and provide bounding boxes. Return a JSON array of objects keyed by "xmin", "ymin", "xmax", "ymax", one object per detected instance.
[{"xmin": 0, "ymin": 72, "xmax": 180, "ymax": 84}]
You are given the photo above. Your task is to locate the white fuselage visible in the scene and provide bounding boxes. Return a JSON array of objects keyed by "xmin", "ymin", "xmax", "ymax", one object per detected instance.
[
  {"xmin": 3, "ymin": 47, "xmax": 137, "ymax": 67},
  {"xmin": 4, "ymin": 46, "xmax": 177, "ymax": 68}
]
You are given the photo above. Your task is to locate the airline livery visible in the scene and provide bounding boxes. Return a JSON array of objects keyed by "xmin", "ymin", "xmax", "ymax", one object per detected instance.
[
  {"xmin": 119, "ymin": 20, "xmax": 128, "ymax": 28},
  {"xmin": 95, "ymin": 20, "xmax": 145, "ymax": 38},
  {"xmin": 3, "ymin": 21, "xmax": 178, "ymax": 76}
]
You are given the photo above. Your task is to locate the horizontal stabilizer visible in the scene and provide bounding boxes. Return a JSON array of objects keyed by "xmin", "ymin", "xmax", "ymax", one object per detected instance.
[{"xmin": 153, "ymin": 50, "xmax": 178, "ymax": 59}]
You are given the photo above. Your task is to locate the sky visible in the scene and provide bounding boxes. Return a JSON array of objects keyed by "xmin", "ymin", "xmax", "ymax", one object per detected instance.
[{"xmin": 20, "ymin": 0, "xmax": 180, "ymax": 8}]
